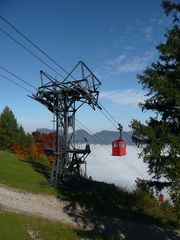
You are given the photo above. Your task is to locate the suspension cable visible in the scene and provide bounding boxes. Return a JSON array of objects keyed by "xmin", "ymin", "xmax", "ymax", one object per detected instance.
[
  {"xmin": 98, "ymin": 101, "xmax": 141, "ymax": 152},
  {"xmin": 0, "ymin": 73, "xmax": 33, "ymax": 94},
  {"xmin": 76, "ymin": 119, "xmax": 147, "ymax": 179},
  {"xmin": 0, "ymin": 69, "xmax": 146, "ymax": 179},
  {"xmin": 78, "ymin": 124, "xmax": 145, "ymax": 178},
  {"xmin": 0, "ymin": 28, "xmax": 65, "ymax": 80},
  {"xmin": 0, "ymin": 65, "xmax": 37, "ymax": 90},
  {"xmin": 0, "ymin": 15, "xmax": 133, "ymax": 143},
  {"xmin": 99, "ymin": 102, "xmax": 119, "ymax": 125},
  {"xmin": 123, "ymin": 131, "xmax": 140, "ymax": 152},
  {"xmin": 76, "ymin": 119, "xmax": 109, "ymax": 147},
  {"xmin": 0, "ymin": 15, "xmax": 76, "ymax": 80},
  {"xmin": 0, "ymin": 16, "xmax": 146, "ymax": 178}
]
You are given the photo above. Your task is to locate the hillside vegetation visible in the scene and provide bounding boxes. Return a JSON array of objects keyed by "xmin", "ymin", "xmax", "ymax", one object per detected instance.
[
  {"xmin": 0, "ymin": 210, "xmax": 101, "ymax": 240},
  {"xmin": 0, "ymin": 106, "xmax": 178, "ymax": 228},
  {"xmin": 0, "ymin": 150, "xmax": 55, "ymax": 194},
  {"xmin": 0, "ymin": 150, "xmax": 178, "ymax": 228}
]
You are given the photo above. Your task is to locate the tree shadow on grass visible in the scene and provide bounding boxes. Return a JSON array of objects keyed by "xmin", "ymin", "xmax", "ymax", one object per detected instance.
[
  {"xmin": 19, "ymin": 162, "xmax": 180, "ymax": 240},
  {"xmin": 23, "ymin": 160, "xmax": 51, "ymax": 180},
  {"xmin": 56, "ymin": 178, "xmax": 180, "ymax": 240},
  {"xmin": 75, "ymin": 219, "xmax": 180, "ymax": 240}
]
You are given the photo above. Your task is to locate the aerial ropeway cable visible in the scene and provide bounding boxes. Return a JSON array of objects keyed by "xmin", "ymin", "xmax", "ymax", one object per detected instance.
[
  {"xmin": 0, "ymin": 15, "xmax": 75, "ymax": 80},
  {"xmin": 0, "ymin": 72, "xmax": 33, "ymax": 94},
  {"xmin": 76, "ymin": 120, "xmax": 147, "ymax": 179},
  {"xmin": 0, "ymin": 66, "xmax": 147, "ymax": 180},
  {"xmin": 98, "ymin": 101, "xmax": 141, "ymax": 153},
  {"xmin": 0, "ymin": 15, "xmax": 140, "ymax": 152},
  {"xmin": 112, "ymin": 123, "xmax": 126, "ymax": 156},
  {"xmin": 0, "ymin": 15, "xmax": 148, "ymax": 180}
]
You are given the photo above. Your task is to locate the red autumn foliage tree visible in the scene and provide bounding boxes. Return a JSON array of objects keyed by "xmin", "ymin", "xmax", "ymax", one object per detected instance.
[{"xmin": 13, "ymin": 130, "xmax": 56, "ymax": 164}]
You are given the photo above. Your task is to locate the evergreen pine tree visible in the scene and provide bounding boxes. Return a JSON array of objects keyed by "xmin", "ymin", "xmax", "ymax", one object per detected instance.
[
  {"xmin": 0, "ymin": 106, "xmax": 33, "ymax": 150},
  {"xmin": 131, "ymin": 0, "xmax": 180, "ymax": 224},
  {"xmin": 0, "ymin": 106, "xmax": 19, "ymax": 149},
  {"xmin": 16, "ymin": 125, "xmax": 32, "ymax": 146}
]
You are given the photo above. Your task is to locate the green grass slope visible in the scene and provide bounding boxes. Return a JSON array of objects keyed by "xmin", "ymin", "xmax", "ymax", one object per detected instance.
[
  {"xmin": 0, "ymin": 151, "xmax": 55, "ymax": 194},
  {"xmin": 0, "ymin": 209, "xmax": 101, "ymax": 240},
  {"xmin": 0, "ymin": 150, "xmax": 178, "ymax": 236}
]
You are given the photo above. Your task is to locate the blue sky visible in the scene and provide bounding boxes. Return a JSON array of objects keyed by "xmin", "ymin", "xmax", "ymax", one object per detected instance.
[{"xmin": 0, "ymin": 0, "xmax": 174, "ymax": 133}]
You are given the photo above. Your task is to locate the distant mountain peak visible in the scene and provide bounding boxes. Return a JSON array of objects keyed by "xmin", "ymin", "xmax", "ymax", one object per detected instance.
[{"xmin": 38, "ymin": 128, "xmax": 134, "ymax": 145}]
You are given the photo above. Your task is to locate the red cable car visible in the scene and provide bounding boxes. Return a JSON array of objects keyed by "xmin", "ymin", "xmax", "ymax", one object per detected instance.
[
  {"xmin": 112, "ymin": 124, "xmax": 126, "ymax": 156},
  {"xmin": 159, "ymin": 194, "xmax": 164, "ymax": 204}
]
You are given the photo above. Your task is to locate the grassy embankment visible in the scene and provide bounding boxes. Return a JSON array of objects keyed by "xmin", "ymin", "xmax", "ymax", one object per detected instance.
[
  {"xmin": 0, "ymin": 150, "xmax": 178, "ymax": 238},
  {"xmin": 0, "ymin": 209, "xmax": 101, "ymax": 240},
  {"xmin": 0, "ymin": 150, "xmax": 102, "ymax": 239},
  {"xmin": 0, "ymin": 150, "xmax": 56, "ymax": 194}
]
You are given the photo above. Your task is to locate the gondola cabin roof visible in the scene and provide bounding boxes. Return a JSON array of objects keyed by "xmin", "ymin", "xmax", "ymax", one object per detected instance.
[{"xmin": 112, "ymin": 139, "xmax": 126, "ymax": 156}]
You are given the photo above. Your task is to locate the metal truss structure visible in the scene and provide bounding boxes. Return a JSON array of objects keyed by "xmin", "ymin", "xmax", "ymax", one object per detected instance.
[{"xmin": 31, "ymin": 61, "xmax": 101, "ymax": 184}]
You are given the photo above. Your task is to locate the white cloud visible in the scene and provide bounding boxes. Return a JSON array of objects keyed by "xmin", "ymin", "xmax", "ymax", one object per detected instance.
[
  {"xmin": 101, "ymin": 52, "xmax": 155, "ymax": 75},
  {"xmin": 86, "ymin": 144, "xmax": 150, "ymax": 189},
  {"xmin": 109, "ymin": 26, "xmax": 117, "ymax": 33},
  {"xmin": 143, "ymin": 26, "xmax": 153, "ymax": 41},
  {"xmin": 100, "ymin": 89, "xmax": 146, "ymax": 107},
  {"xmin": 19, "ymin": 119, "xmax": 52, "ymax": 133},
  {"xmin": 151, "ymin": 16, "xmax": 170, "ymax": 27},
  {"xmin": 86, "ymin": 144, "xmax": 170, "ymax": 199}
]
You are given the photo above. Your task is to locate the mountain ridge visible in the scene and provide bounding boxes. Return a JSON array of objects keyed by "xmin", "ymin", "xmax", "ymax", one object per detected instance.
[{"xmin": 38, "ymin": 128, "xmax": 134, "ymax": 145}]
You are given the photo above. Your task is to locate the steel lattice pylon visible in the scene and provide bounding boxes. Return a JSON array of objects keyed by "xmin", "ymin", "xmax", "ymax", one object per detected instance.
[{"xmin": 31, "ymin": 61, "xmax": 101, "ymax": 184}]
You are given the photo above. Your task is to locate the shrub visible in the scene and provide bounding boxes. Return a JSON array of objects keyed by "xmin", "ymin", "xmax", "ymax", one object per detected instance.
[
  {"xmin": 160, "ymin": 200, "xmax": 177, "ymax": 222},
  {"xmin": 38, "ymin": 154, "xmax": 51, "ymax": 168},
  {"xmin": 133, "ymin": 189, "xmax": 162, "ymax": 217}
]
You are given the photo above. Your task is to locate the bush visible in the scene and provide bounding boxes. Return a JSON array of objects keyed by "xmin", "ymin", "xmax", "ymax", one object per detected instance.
[
  {"xmin": 24, "ymin": 153, "xmax": 50, "ymax": 168},
  {"xmin": 131, "ymin": 189, "xmax": 178, "ymax": 226},
  {"xmin": 38, "ymin": 154, "xmax": 51, "ymax": 168},
  {"xmin": 160, "ymin": 200, "xmax": 177, "ymax": 222},
  {"xmin": 133, "ymin": 189, "xmax": 162, "ymax": 217},
  {"xmin": 24, "ymin": 153, "xmax": 37, "ymax": 162}
]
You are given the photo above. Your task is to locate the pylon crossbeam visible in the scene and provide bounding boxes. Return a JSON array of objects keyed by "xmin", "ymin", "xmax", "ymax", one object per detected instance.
[{"xmin": 31, "ymin": 61, "xmax": 101, "ymax": 184}]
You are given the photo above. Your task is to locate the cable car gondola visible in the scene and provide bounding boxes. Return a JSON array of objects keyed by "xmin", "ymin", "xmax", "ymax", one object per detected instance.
[{"xmin": 112, "ymin": 124, "xmax": 126, "ymax": 156}]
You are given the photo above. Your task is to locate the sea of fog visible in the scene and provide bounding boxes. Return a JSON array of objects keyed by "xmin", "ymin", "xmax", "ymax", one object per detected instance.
[
  {"xmin": 85, "ymin": 144, "xmax": 149, "ymax": 190},
  {"xmin": 84, "ymin": 144, "xmax": 170, "ymax": 200}
]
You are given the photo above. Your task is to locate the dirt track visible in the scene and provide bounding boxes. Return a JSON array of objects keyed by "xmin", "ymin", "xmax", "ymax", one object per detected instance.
[
  {"xmin": 0, "ymin": 185, "xmax": 75, "ymax": 226},
  {"xmin": 0, "ymin": 185, "xmax": 179, "ymax": 240}
]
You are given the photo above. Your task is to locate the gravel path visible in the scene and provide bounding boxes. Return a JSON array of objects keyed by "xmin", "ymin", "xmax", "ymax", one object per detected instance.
[
  {"xmin": 0, "ymin": 185, "xmax": 179, "ymax": 240},
  {"xmin": 0, "ymin": 185, "xmax": 75, "ymax": 226}
]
